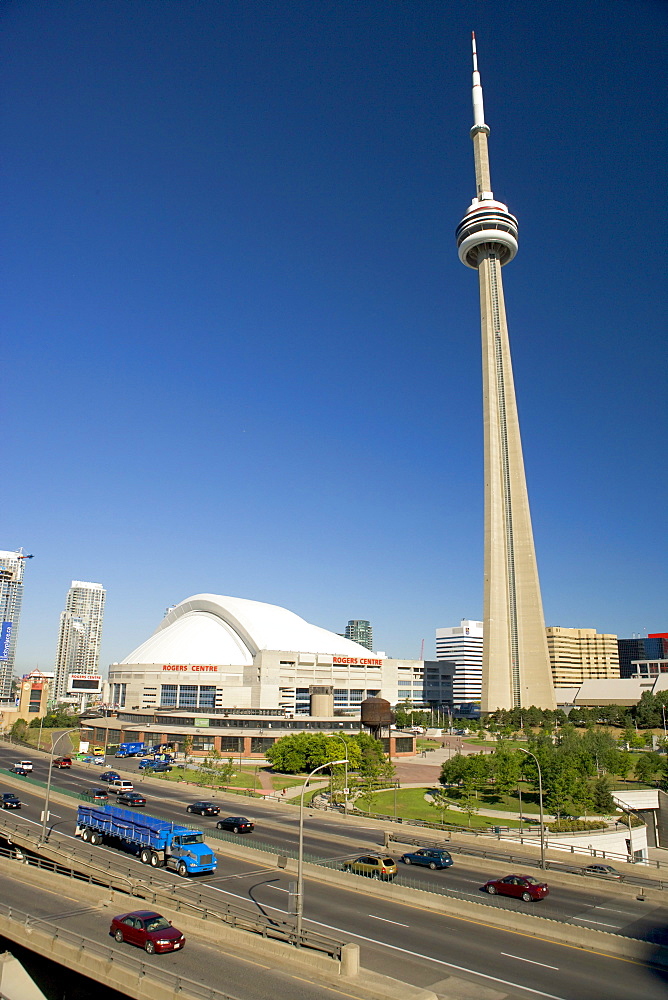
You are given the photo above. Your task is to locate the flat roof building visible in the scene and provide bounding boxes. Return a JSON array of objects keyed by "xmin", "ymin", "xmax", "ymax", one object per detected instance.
[{"xmin": 546, "ymin": 627, "xmax": 619, "ymax": 688}]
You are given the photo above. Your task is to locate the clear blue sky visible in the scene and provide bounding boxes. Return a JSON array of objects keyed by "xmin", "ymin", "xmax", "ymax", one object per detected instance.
[{"xmin": 3, "ymin": 1, "xmax": 666, "ymax": 672}]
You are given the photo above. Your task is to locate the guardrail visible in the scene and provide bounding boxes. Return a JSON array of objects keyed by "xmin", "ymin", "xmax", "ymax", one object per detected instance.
[
  {"xmin": 0, "ymin": 893, "xmax": 247, "ymax": 1000},
  {"xmin": 385, "ymin": 831, "xmax": 668, "ymax": 891},
  {"xmin": 0, "ymin": 813, "xmax": 343, "ymax": 961}
]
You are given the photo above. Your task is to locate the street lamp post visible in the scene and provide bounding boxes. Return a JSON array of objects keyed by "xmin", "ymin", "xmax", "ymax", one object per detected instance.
[
  {"xmin": 296, "ymin": 758, "xmax": 347, "ymax": 943},
  {"xmin": 518, "ymin": 748, "xmax": 545, "ymax": 870},
  {"xmin": 40, "ymin": 728, "xmax": 80, "ymax": 844}
]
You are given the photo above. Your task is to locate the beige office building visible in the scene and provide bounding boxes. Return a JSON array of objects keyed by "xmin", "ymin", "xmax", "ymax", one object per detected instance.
[{"xmin": 547, "ymin": 627, "xmax": 619, "ymax": 688}]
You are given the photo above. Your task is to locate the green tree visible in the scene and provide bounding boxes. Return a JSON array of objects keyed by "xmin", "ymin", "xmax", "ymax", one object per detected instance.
[
  {"xmin": 591, "ymin": 776, "xmax": 615, "ymax": 814},
  {"xmin": 543, "ymin": 767, "xmax": 575, "ymax": 822},
  {"xmin": 182, "ymin": 734, "xmax": 193, "ymax": 764},
  {"xmin": 10, "ymin": 718, "xmax": 28, "ymax": 740},
  {"xmin": 490, "ymin": 745, "xmax": 521, "ymax": 798},
  {"xmin": 634, "ymin": 753, "xmax": 659, "ymax": 786},
  {"xmin": 459, "ymin": 776, "xmax": 480, "ymax": 826},
  {"xmin": 265, "ymin": 731, "xmax": 367, "ymax": 775},
  {"xmin": 428, "ymin": 787, "xmax": 452, "ymax": 825},
  {"xmin": 570, "ymin": 775, "xmax": 594, "ymax": 819}
]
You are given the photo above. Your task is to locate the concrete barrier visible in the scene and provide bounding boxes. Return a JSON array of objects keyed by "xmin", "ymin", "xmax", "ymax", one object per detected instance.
[{"xmin": 0, "ymin": 857, "xmax": 439, "ymax": 1000}]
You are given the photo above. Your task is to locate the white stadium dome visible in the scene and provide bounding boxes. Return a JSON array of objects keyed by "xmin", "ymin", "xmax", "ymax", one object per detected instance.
[{"xmin": 120, "ymin": 594, "xmax": 373, "ymax": 666}]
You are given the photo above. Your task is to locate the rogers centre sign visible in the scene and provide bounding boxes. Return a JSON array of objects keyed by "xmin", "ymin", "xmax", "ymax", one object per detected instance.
[
  {"xmin": 162, "ymin": 664, "xmax": 218, "ymax": 672},
  {"xmin": 333, "ymin": 656, "xmax": 383, "ymax": 666}
]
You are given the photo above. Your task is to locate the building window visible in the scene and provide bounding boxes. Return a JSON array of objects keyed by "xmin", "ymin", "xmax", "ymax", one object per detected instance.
[
  {"xmin": 198, "ymin": 685, "xmax": 216, "ymax": 709},
  {"xmin": 220, "ymin": 736, "xmax": 243, "ymax": 752},
  {"xmin": 251, "ymin": 736, "xmax": 274, "ymax": 753},
  {"xmin": 191, "ymin": 736, "xmax": 214, "ymax": 751},
  {"xmin": 112, "ymin": 683, "xmax": 127, "ymax": 708},
  {"xmin": 161, "ymin": 685, "xmax": 177, "ymax": 707},
  {"xmin": 178, "ymin": 685, "xmax": 198, "ymax": 708}
]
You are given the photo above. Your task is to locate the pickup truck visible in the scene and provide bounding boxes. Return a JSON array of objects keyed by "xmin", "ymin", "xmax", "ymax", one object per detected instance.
[{"xmin": 76, "ymin": 803, "xmax": 217, "ymax": 876}]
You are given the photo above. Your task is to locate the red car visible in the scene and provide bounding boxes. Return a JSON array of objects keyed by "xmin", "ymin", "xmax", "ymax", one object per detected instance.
[
  {"xmin": 110, "ymin": 910, "xmax": 185, "ymax": 954},
  {"xmin": 483, "ymin": 874, "xmax": 549, "ymax": 902},
  {"xmin": 54, "ymin": 757, "xmax": 72, "ymax": 768}
]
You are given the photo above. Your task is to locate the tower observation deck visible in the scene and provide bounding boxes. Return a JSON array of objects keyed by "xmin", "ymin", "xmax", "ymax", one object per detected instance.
[{"xmin": 456, "ymin": 34, "xmax": 555, "ymax": 712}]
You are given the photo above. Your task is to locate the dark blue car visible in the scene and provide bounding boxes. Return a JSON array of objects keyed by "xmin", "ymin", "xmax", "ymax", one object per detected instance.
[{"xmin": 400, "ymin": 848, "xmax": 453, "ymax": 870}]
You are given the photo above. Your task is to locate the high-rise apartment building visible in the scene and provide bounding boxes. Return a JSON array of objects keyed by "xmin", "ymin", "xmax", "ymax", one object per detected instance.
[
  {"xmin": 345, "ymin": 620, "xmax": 373, "ymax": 651},
  {"xmin": 456, "ymin": 35, "xmax": 555, "ymax": 711},
  {"xmin": 0, "ymin": 549, "xmax": 32, "ymax": 698},
  {"xmin": 435, "ymin": 620, "xmax": 483, "ymax": 709},
  {"xmin": 53, "ymin": 581, "xmax": 106, "ymax": 702},
  {"xmin": 546, "ymin": 627, "xmax": 619, "ymax": 688},
  {"xmin": 618, "ymin": 636, "xmax": 668, "ymax": 679}
]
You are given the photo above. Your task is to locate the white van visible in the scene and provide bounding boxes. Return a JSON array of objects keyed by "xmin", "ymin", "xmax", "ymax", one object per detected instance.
[
  {"xmin": 16, "ymin": 760, "xmax": 33, "ymax": 772},
  {"xmin": 108, "ymin": 779, "xmax": 134, "ymax": 794}
]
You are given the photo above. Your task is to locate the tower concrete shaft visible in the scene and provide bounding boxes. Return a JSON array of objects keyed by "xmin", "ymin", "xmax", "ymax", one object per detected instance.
[{"xmin": 456, "ymin": 35, "xmax": 555, "ymax": 711}]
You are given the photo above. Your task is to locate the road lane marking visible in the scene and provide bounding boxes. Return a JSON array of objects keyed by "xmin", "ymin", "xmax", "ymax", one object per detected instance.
[
  {"xmin": 501, "ymin": 953, "xmax": 559, "ymax": 970},
  {"xmin": 312, "ymin": 919, "xmax": 569, "ymax": 1000},
  {"xmin": 571, "ymin": 917, "xmax": 620, "ymax": 928},
  {"xmin": 368, "ymin": 915, "xmax": 409, "ymax": 926},
  {"xmin": 594, "ymin": 906, "xmax": 643, "ymax": 914}
]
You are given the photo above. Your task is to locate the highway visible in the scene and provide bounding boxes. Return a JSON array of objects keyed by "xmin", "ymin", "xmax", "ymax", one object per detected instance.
[
  {"xmin": 0, "ymin": 865, "xmax": 356, "ymax": 1000},
  {"xmin": 2, "ymin": 746, "xmax": 668, "ymax": 999}
]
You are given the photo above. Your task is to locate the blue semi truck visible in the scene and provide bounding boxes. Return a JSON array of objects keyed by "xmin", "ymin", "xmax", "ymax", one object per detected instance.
[{"xmin": 75, "ymin": 804, "xmax": 217, "ymax": 876}]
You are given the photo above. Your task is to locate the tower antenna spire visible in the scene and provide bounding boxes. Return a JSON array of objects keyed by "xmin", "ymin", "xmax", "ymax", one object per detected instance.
[{"xmin": 471, "ymin": 32, "xmax": 486, "ymax": 128}]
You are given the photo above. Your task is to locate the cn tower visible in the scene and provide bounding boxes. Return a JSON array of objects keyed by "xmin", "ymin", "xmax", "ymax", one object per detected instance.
[{"xmin": 456, "ymin": 34, "xmax": 555, "ymax": 712}]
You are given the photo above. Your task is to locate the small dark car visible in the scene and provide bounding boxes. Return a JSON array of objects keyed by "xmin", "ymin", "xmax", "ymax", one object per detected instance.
[
  {"xmin": 187, "ymin": 801, "xmax": 220, "ymax": 816},
  {"xmin": 483, "ymin": 874, "xmax": 549, "ymax": 902},
  {"xmin": 9, "ymin": 766, "xmax": 28, "ymax": 776},
  {"xmin": 400, "ymin": 848, "xmax": 453, "ymax": 870},
  {"xmin": 117, "ymin": 791, "xmax": 147, "ymax": 807},
  {"xmin": 110, "ymin": 909, "xmax": 185, "ymax": 954},
  {"xmin": 583, "ymin": 864, "xmax": 622, "ymax": 880},
  {"xmin": 99, "ymin": 771, "xmax": 121, "ymax": 782},
  {"xmin": 87, "ymin": 788, "xmax": 109, "ymax": 802},
  {"xmin": 1, "ymin": 793, "xmax": 21, "ymax": 809},
  {"xmin": 216, "ymin": 816, "xmax": 254, "ymax": 834},
  {"xmin": 343, "ymin": 855, "xmax": 397, "ymax": 880}
]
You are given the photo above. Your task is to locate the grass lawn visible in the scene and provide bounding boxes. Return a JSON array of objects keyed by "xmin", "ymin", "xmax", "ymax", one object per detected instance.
[
  {"xmin": 10, "ymin": 729, "xmax": 79, "ymax": 752},
  {"xmin": 269, "ymin": 774, "xmax": 313, "ymax": 791},
  {"xmin": 157, "ymin": 765, "xmax": 259, "ymax": 791},
  {"xmin": 366, "ymin": 786, "xmax": 522, "ymax": 829}
]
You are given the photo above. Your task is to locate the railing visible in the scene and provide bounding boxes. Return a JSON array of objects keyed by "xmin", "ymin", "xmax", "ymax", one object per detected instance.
[
  {"xmin": 0, "ymin": 893, "xmax": 246, "ymax": 1000},
  {"xmin": 0, "ymin": 814, "xmax": 343, "ymax": 960},
  {"xmin": 384, "ymin": 831, "xmax": 668, "ymax": 891}
]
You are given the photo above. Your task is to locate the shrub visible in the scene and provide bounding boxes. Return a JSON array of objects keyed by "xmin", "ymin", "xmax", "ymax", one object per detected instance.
[{"xmin": 546, "ymin": 819, "xmax": 606, "ymax": 832}]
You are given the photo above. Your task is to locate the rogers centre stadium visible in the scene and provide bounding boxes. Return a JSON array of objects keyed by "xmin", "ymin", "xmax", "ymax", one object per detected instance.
[{"xmin": 89, "ymin": 594, "xmax": 454, "ymax": 758}]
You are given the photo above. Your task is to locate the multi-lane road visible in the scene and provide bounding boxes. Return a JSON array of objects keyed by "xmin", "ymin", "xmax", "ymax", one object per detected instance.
[{"xmin": 2, "ymin": 745, "xmax": 668, "ymax": 1000}]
